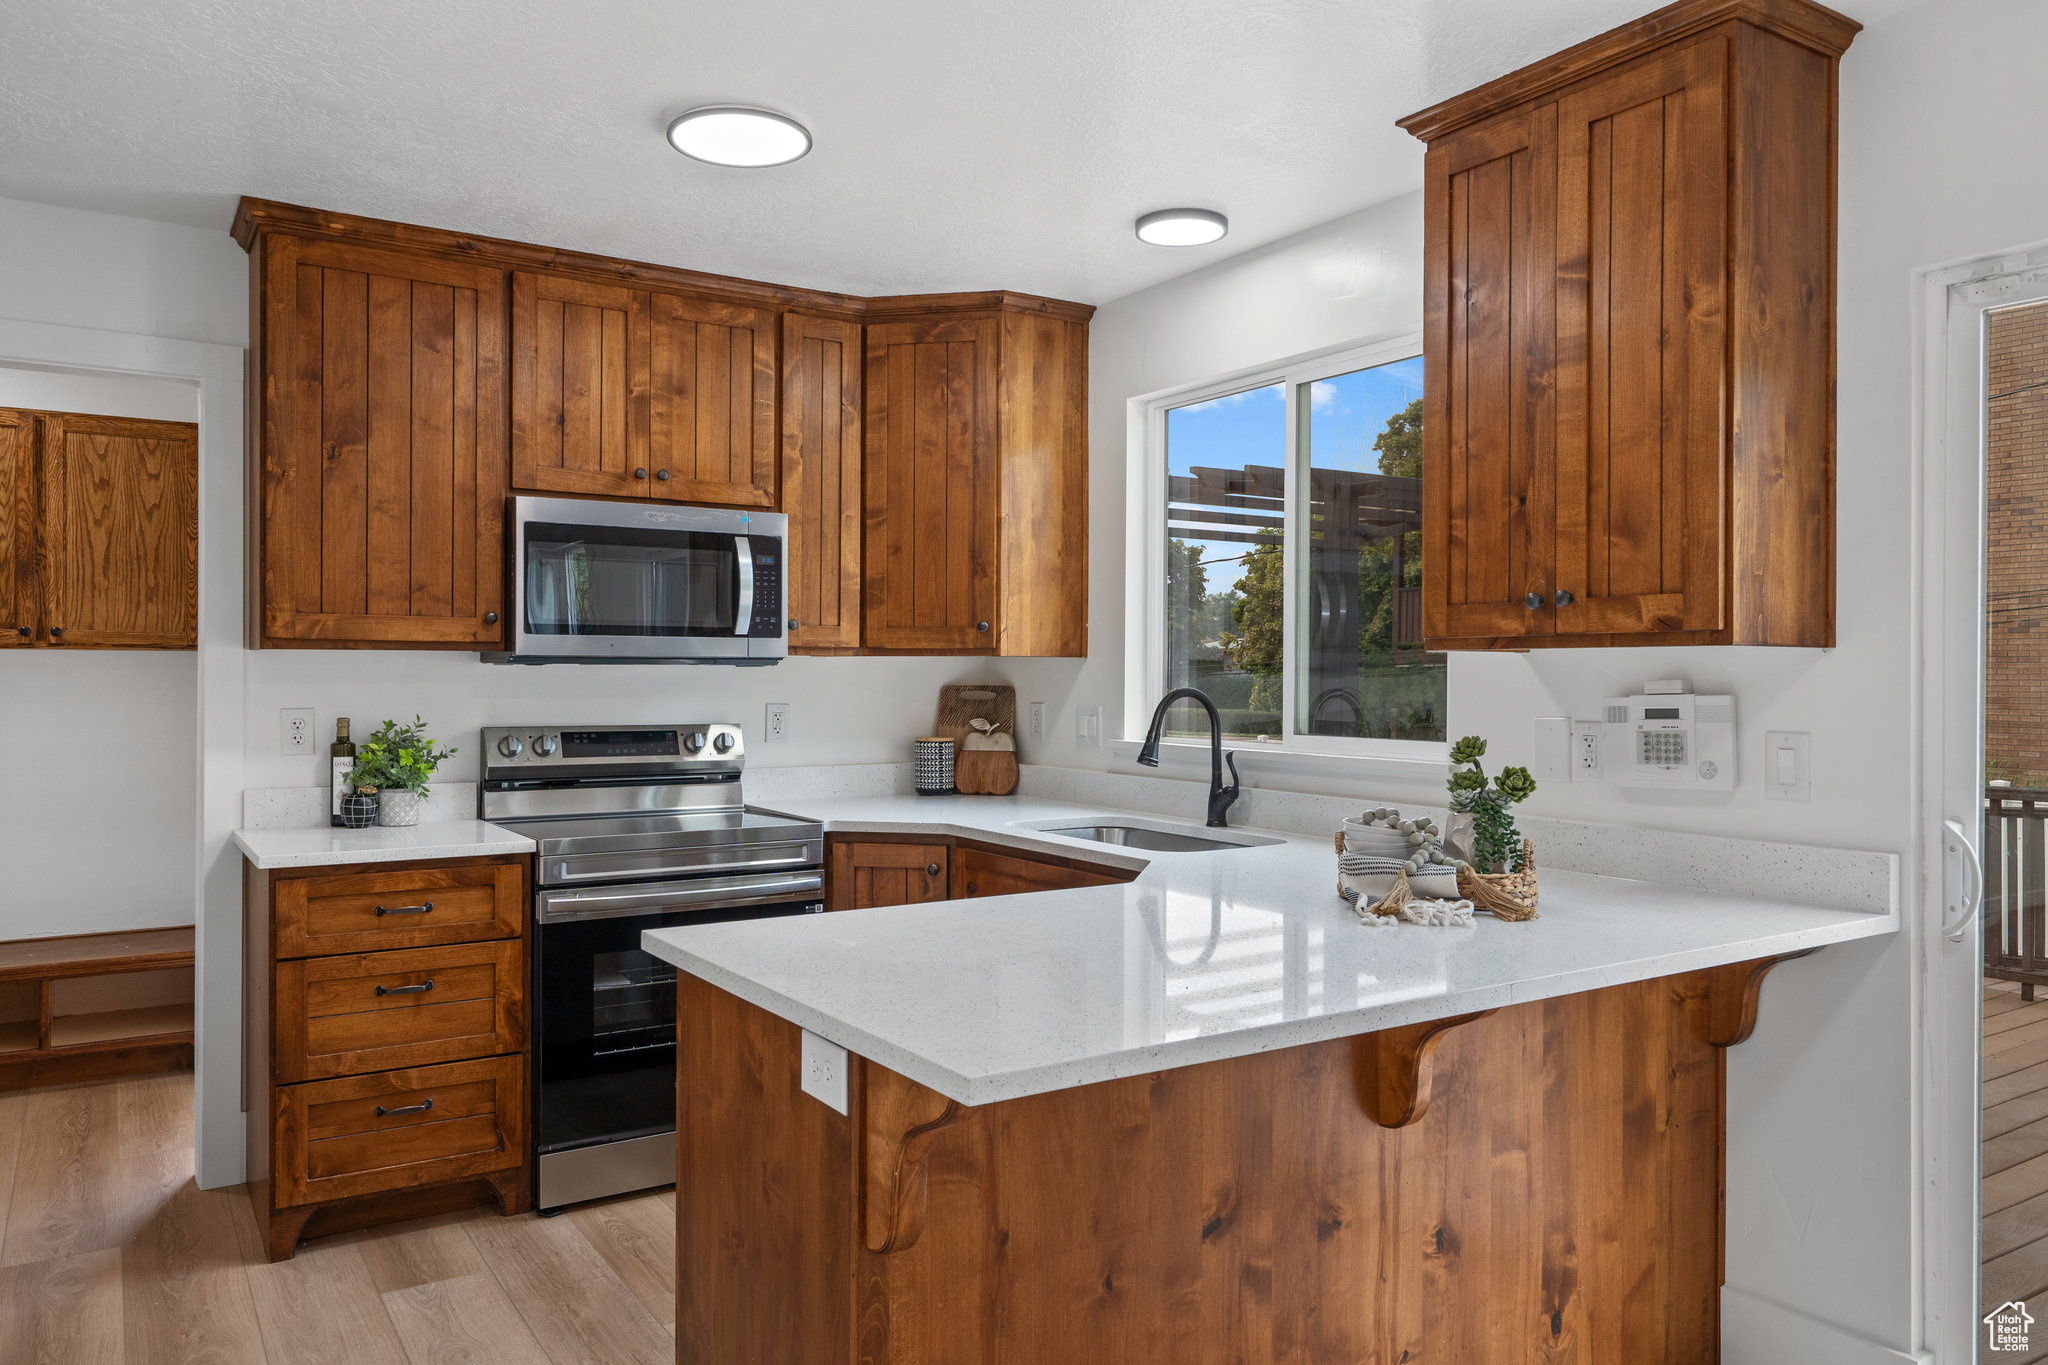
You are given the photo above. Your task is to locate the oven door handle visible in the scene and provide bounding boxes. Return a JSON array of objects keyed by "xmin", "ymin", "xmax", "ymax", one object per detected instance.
[{"xmin": 536, "ymin": 870, "xmax": 824, "ymax": 923}]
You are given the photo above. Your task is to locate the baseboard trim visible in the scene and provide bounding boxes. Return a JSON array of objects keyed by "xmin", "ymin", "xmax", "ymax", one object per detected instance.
[{"xmin": 1722, "ymin": 1286, "xmax": 1933, "ymax": 1364}]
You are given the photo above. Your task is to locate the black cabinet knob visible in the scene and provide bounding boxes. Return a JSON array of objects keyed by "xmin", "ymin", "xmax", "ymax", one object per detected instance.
[
  {"xmin": 48, "ymin": 626, "xmax": 63, "ymax": 639},
  {"xmin": 966, "ymin": 882, "xmax": 979, "ymax": 895},
  {"xmin": 484, "ymin": 611, "xmax": 498, "ymax": 625},
  {"xmin": 12, "ymin": 626, "xmax": 25, "ymax": 637},
  {"xmin": 976, "ymin": 621, "xmax": 989, "ymax": 632},
  {"xmin": 926, "ymin": 864, "xmax": 941, "ymax": 877},
  {"xmin": 787, "ymin": 619, "xmax": 798, "ymax": 630},
  {"xmin": 634, "ymin": 467, "xmax": 648, "ymax": 480},
  {"xmin": 1524, "ymin": 593, "xmax": 1543, "ymax": 610},
  {"xmin": 1554, "ymin": 589, "xmax": 1576, "ymax": 607},
  {"xmin": 655, "ymin": 469, "xmax": 671, "ymax": 481}
]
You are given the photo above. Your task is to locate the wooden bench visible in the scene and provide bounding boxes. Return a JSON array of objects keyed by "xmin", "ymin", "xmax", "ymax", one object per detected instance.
[{"xmin": 0, "ymin": 927, "xmax": 195, "ymax": 1090}]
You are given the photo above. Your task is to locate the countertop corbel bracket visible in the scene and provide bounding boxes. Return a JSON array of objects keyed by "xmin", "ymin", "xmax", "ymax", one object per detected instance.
[
  {"xmin": 1354, "ymin": 1010, "xmax": 1499, "ymax": 1128},
  {"xmin": 862, "ymin": 1063, "xmax": 970, "ymax": 1254},
  {"xmin": 1690, "ymin": 950, "xmax": 1819, "ymax": 1048}
]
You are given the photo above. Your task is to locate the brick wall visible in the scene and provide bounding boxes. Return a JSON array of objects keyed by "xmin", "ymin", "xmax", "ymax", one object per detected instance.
[{"xmin": 1987, "ymin": 301, "xmax": 2048, "ymax": 781}]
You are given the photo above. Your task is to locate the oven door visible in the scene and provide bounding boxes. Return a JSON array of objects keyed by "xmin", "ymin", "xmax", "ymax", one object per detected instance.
[
  {"xmin": 532, "ymin": 870, "xmax": 823, "ymax": 1169},
  {"xmin": 507, "ymin": 495, "xmax": 786, "ymax": 661}
]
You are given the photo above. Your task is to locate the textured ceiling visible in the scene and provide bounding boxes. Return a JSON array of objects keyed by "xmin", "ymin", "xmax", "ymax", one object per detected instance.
[{"xmin": 0, "ymin": 0, "xmax": 1910, "ymax": 303}]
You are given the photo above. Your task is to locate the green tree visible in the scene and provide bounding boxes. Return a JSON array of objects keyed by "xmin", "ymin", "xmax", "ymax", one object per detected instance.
[
  {"xmin": 1357, "ymin": 398, "xmax": 1425, "ymax": 664},
  {"xmin": 1165, "ymin": 537, "xmax": 1209, "ymax": 683},
  {"xmin": 1219, "ymin": 534, "xmax": 1284, "ymax": 711}
]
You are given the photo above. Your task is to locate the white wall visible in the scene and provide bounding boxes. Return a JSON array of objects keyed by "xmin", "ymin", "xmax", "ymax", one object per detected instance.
[{"xmin": 0, "ymin": 366, "xmax": 201, "ymax": 940}]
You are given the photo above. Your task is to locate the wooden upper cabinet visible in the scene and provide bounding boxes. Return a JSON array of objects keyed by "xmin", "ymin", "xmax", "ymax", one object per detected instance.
[
  {"xmin": 39, "ymin": 413, "xmax": 198, "ymax": 648},
  {"xmin": 0, "ymin": 410, "xmax": 32, "ymax": 646},
  {"xmin": 1423, "ymin": 104, "xmax": 1557, "ymax": 644},
  {"xmin": 510, "ymin": 272, "xmax": 648, "ymax": 499},
  {"xmin": 648, "ymin": 291, "xmax": 778, "ymax": 507},
  {"xmin": 256, "ymin": 233, "xmax": 505, "ymax": 648},
  {"xmin": 864, "ymin": 302, "xmax": 1089, "ymax": 656},
  {"xmin": 510, "ymin": 274, "xmax": 776, "ymax": 508},
  {"xmin": 781, "ymin": 313, "xmax": 863, "ymax": 652},
  {"xmin": 0, "ymin": 408, "xmax": 195, "ymax": 650},
  {"xmin": 1404, "ymin": 0, "xmax": 1854, "ymax": 649},
  {"xmin": 865, "ymin": 315, "xmax": 999, "ymax": 652},
  {"xmin": 1553, "ymin": 38, "xmax": 1728, "ymax": 639}
]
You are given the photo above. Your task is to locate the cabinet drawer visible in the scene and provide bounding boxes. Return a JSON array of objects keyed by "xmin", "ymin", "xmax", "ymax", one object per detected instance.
[
  {"xmin": 276, "ymin": 1055, "xmax": 523, "ymax": 1207},
  {"xmin": 273, "ymin": 860, "xmax": 524, "ymax": 958},
  {"xmin": 276, "ymin": 940, "xmax": 524, "ymax": 1082}
]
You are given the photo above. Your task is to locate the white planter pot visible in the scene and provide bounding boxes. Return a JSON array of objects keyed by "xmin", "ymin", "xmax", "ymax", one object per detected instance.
[{"xmin": 376, "ymin": 789, "xmax": 422, "ymax": 827}]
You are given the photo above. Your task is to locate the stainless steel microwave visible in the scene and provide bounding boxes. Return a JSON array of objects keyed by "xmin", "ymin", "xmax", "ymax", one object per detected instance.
[{"xmin": 486, "ymin": 496, "xmax": 787, "ymax": 664}]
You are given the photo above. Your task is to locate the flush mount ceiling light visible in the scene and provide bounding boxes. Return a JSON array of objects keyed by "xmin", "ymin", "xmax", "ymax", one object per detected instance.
[
  {"xmin": 665, "ymin": 105, "xmax": 812, "ymax": 167},
  {"xmin": 1135, "ymin": 208, "xmax": 1229, "ymax": 247}
]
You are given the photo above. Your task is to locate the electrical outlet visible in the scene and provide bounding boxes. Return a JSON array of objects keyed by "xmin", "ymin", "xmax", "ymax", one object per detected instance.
[
  {"xmin": 1076, "ymin": 705, "xmax": 1103, "ymax": 748},
  {"xmin": 799, "ymin": 1029, "xmax": 847, "ymax": 1114},
  {"xmin": 1532, "ymin": 718, "xmax": 1571, "ymax": 782},
  {"xmin": 764, "ymin": 702, "xmax": 790, "ymax": 744},
  {"xmin": 1029, "ymin": 701, "xmax": 1046, "ymax": 742},
  {"xmin": 1571, "ymin": 722, "xmax": 1603, "ymax": 781},
  {"xmin": 280, "ymin": 708, "xmax": 314, "ymax": 756}
]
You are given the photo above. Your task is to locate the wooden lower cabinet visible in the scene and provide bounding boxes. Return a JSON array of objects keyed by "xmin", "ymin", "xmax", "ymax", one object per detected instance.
[
  {"xmin": 677, "ymin": 965, "xmax": 1772, "ymax": 1363},
  {"xmin": 827, "ymin": 835, "xmax": 1134, "ymax": 910},
  {"xmin": 950, "ymin": 844, "xmax": 1124, "ymax": 899},
  {"xmin": 247, "ymin": 855, "xmax": 530, "ymax": 1260},
  {"xmin": 827, "ymin": 840, "xmax": 949, "ymax": 911}
]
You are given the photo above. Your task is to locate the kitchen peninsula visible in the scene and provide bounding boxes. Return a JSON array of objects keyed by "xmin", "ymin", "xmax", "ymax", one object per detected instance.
[{"xmin": 644, "ymin": 793, "xmax": 1895, "ymax": 1363}]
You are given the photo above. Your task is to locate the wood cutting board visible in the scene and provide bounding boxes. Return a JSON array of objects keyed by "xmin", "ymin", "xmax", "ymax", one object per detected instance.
[{"xmin": 935, "ymin": 684, "xmax": 1016, "ymax": 744}]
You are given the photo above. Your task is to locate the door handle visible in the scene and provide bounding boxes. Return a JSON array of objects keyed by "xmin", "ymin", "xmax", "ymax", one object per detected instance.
[{"xmin": 1944, "ymin": 817, "xmax": 1984, "ymax": 943}]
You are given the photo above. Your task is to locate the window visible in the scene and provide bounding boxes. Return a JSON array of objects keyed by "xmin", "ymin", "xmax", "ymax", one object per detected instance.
[{"xmin": 1148, "ymin": 336, "xmax": 1445, "ymax": 753}]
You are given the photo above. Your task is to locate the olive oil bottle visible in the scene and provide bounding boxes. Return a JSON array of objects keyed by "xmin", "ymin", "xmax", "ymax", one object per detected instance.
[{"xmin": 330, "ymin": 718, "xmax": 356, "ymax": 827}]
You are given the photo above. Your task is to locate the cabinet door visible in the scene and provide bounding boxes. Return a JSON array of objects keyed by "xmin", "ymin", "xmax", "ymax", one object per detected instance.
[
  {"xmin": 0, "ymin": 410, "xmax": 34, "ymax": 646},
  {"xmin": 511, "ymin": 271, "xmax": 650, "ymax": 499},
  {"xmin": 827, "ymin": 841, "xmax": 949, "ymax": 910},
  {"xmin": 648, "ymin": 291, "xmax": 778, "ymax": 507},
  {"xmin": 261, "ymin": 235, "xmax": 506, "ymax": 647},
  {"xmin": 1554, "ymin": 38, "xmax": 1728, "ymax": 638},
  {"xmin": 1422, "ymin": 104, "xmax": 1558, "ymax": 645},
  {"xmin": 864, "ymin": 316, "xmax": 998, "ymax": 652},
  {"xmin": 781, "ymin": 313, "xmax": 863, "ymax": 651},
  {"xmin": 39, "ymin": 412, "xmax": 197, "ymax": 649},
  {"xmin": 951, "ymin": 846, "xmax": 1125, "ymax": 900}
]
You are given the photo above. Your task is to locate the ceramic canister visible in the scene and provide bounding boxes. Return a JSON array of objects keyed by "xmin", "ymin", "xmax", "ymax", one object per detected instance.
[{"xmin": 913, "ymin": 737, "xmax": 957, "ymax": 795}]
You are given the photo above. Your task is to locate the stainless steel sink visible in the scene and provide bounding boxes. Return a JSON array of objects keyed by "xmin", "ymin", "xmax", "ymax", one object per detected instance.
[{"xmin": 1043, "ymin": 824, "xmax": 1241, "ymax": 852}]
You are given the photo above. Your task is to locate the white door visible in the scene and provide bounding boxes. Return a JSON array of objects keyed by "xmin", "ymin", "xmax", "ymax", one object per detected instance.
[{"xmin": 1920, "ymin": 252, "xmax": 2048, "ymax": 1362}]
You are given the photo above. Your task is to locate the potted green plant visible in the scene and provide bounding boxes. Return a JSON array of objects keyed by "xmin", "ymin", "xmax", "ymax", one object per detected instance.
[
  {"xmin": 346, "ymin": 717, "xmax": 457, "ymax": 828},
  {"xmin": 1446, "ymin": 734, "xmax": 1537, "ymax": 876}
]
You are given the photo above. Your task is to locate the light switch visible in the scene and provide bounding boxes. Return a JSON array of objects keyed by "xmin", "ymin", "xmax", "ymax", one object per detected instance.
[{"xmin": 1766, "ymin": 731, "xmax": 1810, "ymax": 802}]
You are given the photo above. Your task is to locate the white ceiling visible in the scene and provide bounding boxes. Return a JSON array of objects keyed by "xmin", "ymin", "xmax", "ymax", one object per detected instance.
[{"xmin": 0, "ymin": 0, "xmax": 1911, "ymax": 304}]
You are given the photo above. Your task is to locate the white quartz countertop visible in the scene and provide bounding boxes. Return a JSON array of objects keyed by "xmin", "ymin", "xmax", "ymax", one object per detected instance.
[
  {"xmin": 233, "ymin": 819, "xmax": 534, "ymax": 869},
  {"xmin": 642, "ymin": 792, "xmax": 1900, "ymax": 1107}
]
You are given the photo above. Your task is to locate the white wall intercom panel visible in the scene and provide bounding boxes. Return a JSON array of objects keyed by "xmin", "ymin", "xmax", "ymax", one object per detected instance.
[{"xmin": 1592, "ymin": 681, "xmax": 1735, "ymax": 790}]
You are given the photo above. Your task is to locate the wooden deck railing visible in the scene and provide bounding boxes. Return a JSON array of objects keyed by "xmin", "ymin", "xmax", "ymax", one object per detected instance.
[{"xmin": 1986, "ymin": 785, "xmax": 2048, "ymax": 998}]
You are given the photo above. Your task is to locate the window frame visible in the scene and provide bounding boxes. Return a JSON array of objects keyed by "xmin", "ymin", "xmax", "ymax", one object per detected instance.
[{"xmin": 1132, "ymin": 328, "xmax": 1448, "ymax": 766}]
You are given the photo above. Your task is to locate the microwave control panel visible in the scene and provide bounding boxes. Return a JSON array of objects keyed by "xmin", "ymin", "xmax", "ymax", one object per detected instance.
[{"xmin": 746, "ymin": 534, "xmax": 783, "ymax": 638}]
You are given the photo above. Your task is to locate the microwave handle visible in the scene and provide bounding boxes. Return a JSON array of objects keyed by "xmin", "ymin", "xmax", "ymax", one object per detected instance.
[{"xmin": 734, "ymin": 535, "xmax": 753, "ymax": 636}]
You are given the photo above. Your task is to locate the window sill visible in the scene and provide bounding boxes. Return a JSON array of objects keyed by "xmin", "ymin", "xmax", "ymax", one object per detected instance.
[{"xmin": 1106, "ymin": 737, "xmax": 1451, "ymax": 792}]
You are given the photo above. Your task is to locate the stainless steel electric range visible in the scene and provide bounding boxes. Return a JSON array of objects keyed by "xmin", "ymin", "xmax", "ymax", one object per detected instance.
[{"xmin": 479, "ymin": 723, "xmax": 824, "ymax": 1213}]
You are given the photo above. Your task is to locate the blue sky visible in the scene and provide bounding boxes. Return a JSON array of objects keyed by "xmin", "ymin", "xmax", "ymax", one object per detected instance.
[{"xmin": 1165, "ymin": 356, "xmax": 1423, "ymax": 591}]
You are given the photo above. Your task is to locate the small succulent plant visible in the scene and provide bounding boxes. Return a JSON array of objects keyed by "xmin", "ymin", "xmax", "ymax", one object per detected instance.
[{"xmin": 1446, "ymin": 735, "xmax": 1536, "ymax": 873}]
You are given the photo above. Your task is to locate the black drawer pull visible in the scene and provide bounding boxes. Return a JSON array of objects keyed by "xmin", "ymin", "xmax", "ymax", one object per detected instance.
[
  {"xmin": 374, "ymin": 979, "xmax": 435, "ymax": 997},
  {"xmin": 374, "ymin": 1098, "xmax": 435, "ymax": 1118},
  {"xmin": 374, "ymin": 901, "xmax": 434, "ymax": 917}
]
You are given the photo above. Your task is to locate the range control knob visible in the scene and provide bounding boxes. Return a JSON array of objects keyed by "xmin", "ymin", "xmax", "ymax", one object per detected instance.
[
  {"xmin": 713, "ymin": 732, "xmax": 735, "ymax": 754},
  {"xmin": 684, "ymin": 731, "xmax": 708, "ymax": 754},
  {"xmin": 532, "ymin": 733, "xmax": 559, "ymax": 757},
  {"xmin": 497, "ymin": 734, "xmax": 524, "ymax": 759}
]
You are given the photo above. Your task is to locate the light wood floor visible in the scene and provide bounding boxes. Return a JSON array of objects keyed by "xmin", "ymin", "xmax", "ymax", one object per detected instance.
[{"xmin": 0, "ymin": 1070, "xmax": 677, "ymax": 1364}]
